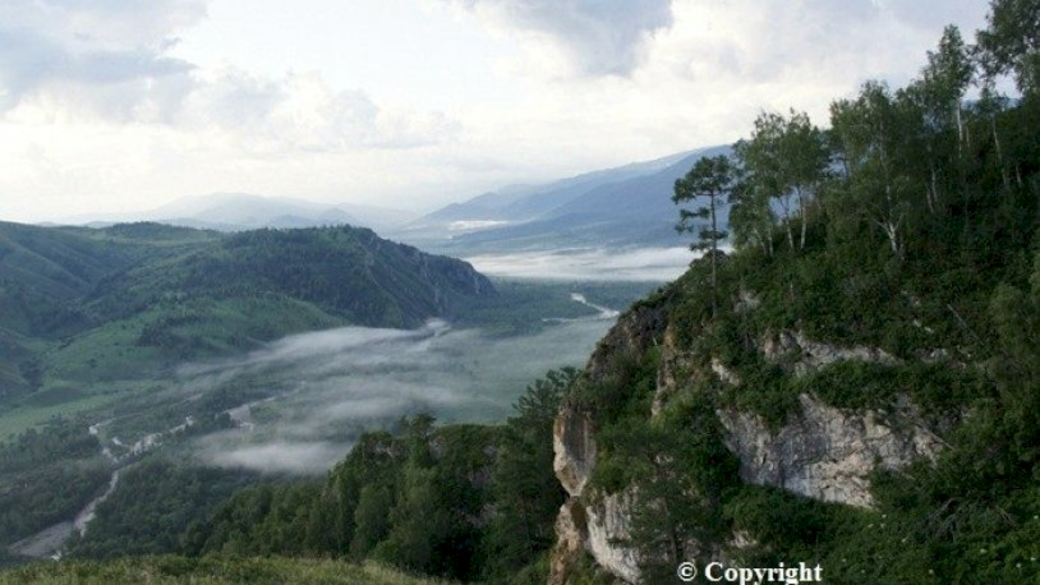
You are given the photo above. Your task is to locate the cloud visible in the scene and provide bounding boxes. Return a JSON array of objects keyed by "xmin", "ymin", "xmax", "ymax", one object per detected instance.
[
  {"xmin": 208, "ymin": 441, "xmax": 347, "ymax": 474},
  {"xmin": 0, "ymin": 0, "xmax": 203, "ymax": 118},
  {"xmin": 444, "ymin": 0, "xmax": 674, "ymax": 76},
  {"xmin": 0, "ymin": 0, "xmax": 995, "ymax": 222},
  {"xmin": 466, "ymin": 246, "xmax": 700, "ymax": 281},
  {"xmin": 0, "ymin": 0, "xmax": 459, "ymax": 152}
]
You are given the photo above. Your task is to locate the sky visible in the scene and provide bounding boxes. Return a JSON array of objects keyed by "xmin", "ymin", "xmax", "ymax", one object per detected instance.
[{"xmin": 0, "ymin": 0, "xmax": 994, "ymax": 222}]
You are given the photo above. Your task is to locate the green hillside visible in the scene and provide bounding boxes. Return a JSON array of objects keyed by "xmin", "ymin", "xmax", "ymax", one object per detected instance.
[
  {"xmin": 0, "ymin": 222, "xmax": 494, "ymax": 399},
  {"xmin": 0, "ymin": 222, "xmax": 220, "ymax": 337}
]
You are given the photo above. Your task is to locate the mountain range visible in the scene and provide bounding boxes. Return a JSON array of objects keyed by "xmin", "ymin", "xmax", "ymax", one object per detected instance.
[
  {"xmin": 53, "ymin": 146, "xmax": 730, "ymax": 255},
  {"xmin": 392, "ymin": 145, "xmax": 731, "ymax": 254},
  {"xmin": 60, "ymin": 193, "xmax": 417, "ymax": 234}
]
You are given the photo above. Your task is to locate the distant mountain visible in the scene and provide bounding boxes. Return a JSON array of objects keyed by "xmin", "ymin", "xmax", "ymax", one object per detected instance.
[
  {"xmin": 393, "ymin": 146, "xmax": 731, "ymax": 253},
  {"xmin": 61, "ymin": 193, "xmax": 417, "ymax": 234},
  {"xmin": 0, "ymin": 222, "xmax": 494, "ymax": 392}
]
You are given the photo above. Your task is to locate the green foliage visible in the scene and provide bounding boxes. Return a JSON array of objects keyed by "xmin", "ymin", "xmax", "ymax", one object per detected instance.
[
  {"xmin": 977, "ymin": 0, "xmax": 1040, "ymax": 92},
  {"xmin": 482, "ymin": 369, "xmax": 574, "ymax": 582},
  {"xmin": 673, "ymin": 155, "xmax": 734, "ymax": 249},
  {"xmin": 566, "ymin": 8, "xmax": 1040, "ymax": 583},
  {"xmin": 0, "ymin": 419, "xmax": 110, "ymax": 545},
  {"xmin": 733, "ymin": 109, "xmax": 829, "ymax": 255},
  {"xmin": 674, "ymin": 155, "xmax": 735, "ymax": 313},
  {"xmin": 185, "ymin": 370, "xmax": 573, "ymax": 583},
  {"xmin": 592, "ymin": 387, "xmax": 740, "ymax": 581},
  {"xmin": 0, "ymin": 556, "xmax": 450, "ymax": 585},
  {"xmin": 69, "ymin": 458, "xmax": 260, "ymax": 559},
  {"xmin": 0, "ymin": 222, "xmax": 495, "ymax": 403},
  {"xmin": 566, "ymin": 349, "xmax": 659, "ymax": 428}
]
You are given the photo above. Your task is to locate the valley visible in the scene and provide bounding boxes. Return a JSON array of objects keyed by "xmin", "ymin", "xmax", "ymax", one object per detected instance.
[{"xmin": 0, "ymin": 219, "xmax": 666, "ymax": 564}]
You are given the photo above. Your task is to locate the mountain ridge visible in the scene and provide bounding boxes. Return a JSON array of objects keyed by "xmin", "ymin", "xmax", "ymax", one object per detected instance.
[
  {"xmin": 0, "ymin": 221, "xmax": 495, "ymax": 394},
  {"xmin": 396, "ymin": 145, "xmax": 731, "ymax": 254}
]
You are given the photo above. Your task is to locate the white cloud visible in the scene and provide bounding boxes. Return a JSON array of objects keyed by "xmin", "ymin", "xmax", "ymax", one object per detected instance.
[
  {"xmin": 209, "ymin": 441, "xmax": 347, "ymax": 474},
  {"xmin": 179, "ymin": 69, "xmax": 460, "ymax": 152},
  {"xmin": 180, "ymin": 315, "xmax": 616, "ymax": 473},
  {"xmin": 0, "ymin": 0, "xmax": 459, "ymax": 151},
  {"xmin": 0, "ymin": 0, "xmax": 203, "ymax": 118},
  {"xmin": 443, "ymin": 0, "xmax": 674, "ymax": 76}
]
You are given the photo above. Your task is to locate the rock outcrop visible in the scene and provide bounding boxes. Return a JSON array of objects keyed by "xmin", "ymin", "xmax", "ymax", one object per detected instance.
[
  {"xmin": 553, "ymin": 406, "xmax": 597, "ymax": 498},
  {"xmin": 549, "ymin": 300, "xmax": 945, "ymax": 583},
  {"xmin": 584, "ymin": 490, "xmax": 640, "ymax": 583},
  {"xmin": 586, "ymin": 303, "xmax": 668, "ymax": 383},
  {"xmin": 762, "ymin": 330, "xmax": 900, "ymax": 376},
  {"xmin": 549, "ymin": 305, "xmax": 666, "ymax": 584},
  {"xmin": 717, "ymin": 394, "xmax": 942, "ymax": 508},
  {"xmin": 550, "ymin": 404, "xmax": 642, "ymax": 585}
]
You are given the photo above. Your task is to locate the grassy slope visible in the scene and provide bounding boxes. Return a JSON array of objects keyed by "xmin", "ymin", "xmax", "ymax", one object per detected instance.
[{"xmin": 0, "ymin": 557, "xmax": 451, "ymax": 585}]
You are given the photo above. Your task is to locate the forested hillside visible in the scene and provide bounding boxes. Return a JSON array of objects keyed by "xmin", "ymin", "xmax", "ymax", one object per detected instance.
[
  {"xmin": 0, "ymin": 556, "xmax": 450, "ymax": 585},
  {"xmin": 551, "ymin": 4, "xmax": 1040, "ymax": 583},
  {"xmin": 7, "ymin": 370, "xmax": 573, "ymax": 584},
  {"xmin": 0, "ymin": 222, "xmax": 493, "ymax": 396}
]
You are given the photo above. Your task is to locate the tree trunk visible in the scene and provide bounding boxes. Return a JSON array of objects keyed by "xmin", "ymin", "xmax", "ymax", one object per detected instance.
[
  {"xmin": 877, "ymin": 217, "xmax": 904, "ymax": 261},
  {"xmin": 928, "ymin": 167, "xmax": 939, "ymax": 213},
  {"xmin": 710, "ymin": 194, "xmax": 718, "ymax": 317},
  {"xmin": 991, "ymin": 115, "xmax": 1011, "ymax": 192},
  {"xmin": 797, "ymin": 186, "xmax": 808, "ymax": 250}
]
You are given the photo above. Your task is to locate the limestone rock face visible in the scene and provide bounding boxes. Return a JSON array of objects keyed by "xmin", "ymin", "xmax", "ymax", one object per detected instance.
[
  {"xmin": 763, "ymin": 330, "xmax": 900, "ymax": 376},
  {"xmin": 549, "ymin": 302, "xmax": 668, "ymax": 583},
  {"xmin": 550, "ymin": 400, "xmax": 641, "ymax": 584},
  {"xmin": 717, "ymin": 394, "xmax": 942, "ymax": 508},
  {"xmin": 553, "ymin": 407, "xmax": 597, "ymax": 498},
  {"xmin": 585, "ymin": 490, "xmax": 640, "ymax": 584},
  {"xmin": 548, "ymin": 499, "xmax": 587, "ymax": 585}
]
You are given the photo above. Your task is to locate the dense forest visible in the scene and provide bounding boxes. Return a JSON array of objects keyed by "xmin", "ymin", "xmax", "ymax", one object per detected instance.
[{"xmin": 33, "ymin": 370, "xmax": 573, "ymax": 584}]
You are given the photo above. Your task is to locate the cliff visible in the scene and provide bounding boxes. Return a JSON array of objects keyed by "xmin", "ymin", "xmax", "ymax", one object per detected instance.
[{"xmin": 547, "ymin": 253, "xmax": 982, "ymax": 584}]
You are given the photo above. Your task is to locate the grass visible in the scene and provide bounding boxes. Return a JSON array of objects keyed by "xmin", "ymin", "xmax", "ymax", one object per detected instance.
[
  {"xmin": 0, "ymin": 556, "xmax": 454, "ymax": 585},
  {"xmin": 0, "ymin": 390, "xmax": 130, "ymax": 441}
]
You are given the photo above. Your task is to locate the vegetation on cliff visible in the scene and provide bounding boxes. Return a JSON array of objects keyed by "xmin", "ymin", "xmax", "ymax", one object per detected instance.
[{"xmin": 563, "ymin": 2, "xmax": 1040, "ymax": 581}]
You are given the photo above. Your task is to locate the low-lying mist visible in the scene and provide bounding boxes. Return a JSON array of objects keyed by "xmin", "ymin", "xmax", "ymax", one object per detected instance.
[
  {"xmin": 465, "ymin": 247, "xmax": 699, "ymax": 281},
  {"xmin": 183, "ymin": 315, "xmax": 616, "ymax": 474}
]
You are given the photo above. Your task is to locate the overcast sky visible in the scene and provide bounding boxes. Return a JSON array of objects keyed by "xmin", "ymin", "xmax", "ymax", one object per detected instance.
[{"xmin": 0, "ymin": 0, "xmax": 992, "ymax": 222}]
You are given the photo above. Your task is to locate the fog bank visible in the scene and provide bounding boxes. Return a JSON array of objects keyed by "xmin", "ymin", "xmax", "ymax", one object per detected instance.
[
  {"xmin": 466, "ymin": 247, "xmax": 698, "ymax": 281},
  {"xmin": 185, "ymin": 316, "xmax": 614, "ymax": 474}
]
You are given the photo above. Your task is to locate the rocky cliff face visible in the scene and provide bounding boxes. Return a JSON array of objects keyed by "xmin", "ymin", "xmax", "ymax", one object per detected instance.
[
  {"xmin": 717, "ymin": 394, "xmax": 942, "ymax": 508},
  {"xmin": 550, "ymin": 305, "xmax": 665, "ymax": 585},
  {"xmin": 549, "ymin": 298, "xmax": 945, "ymax": 584}
]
